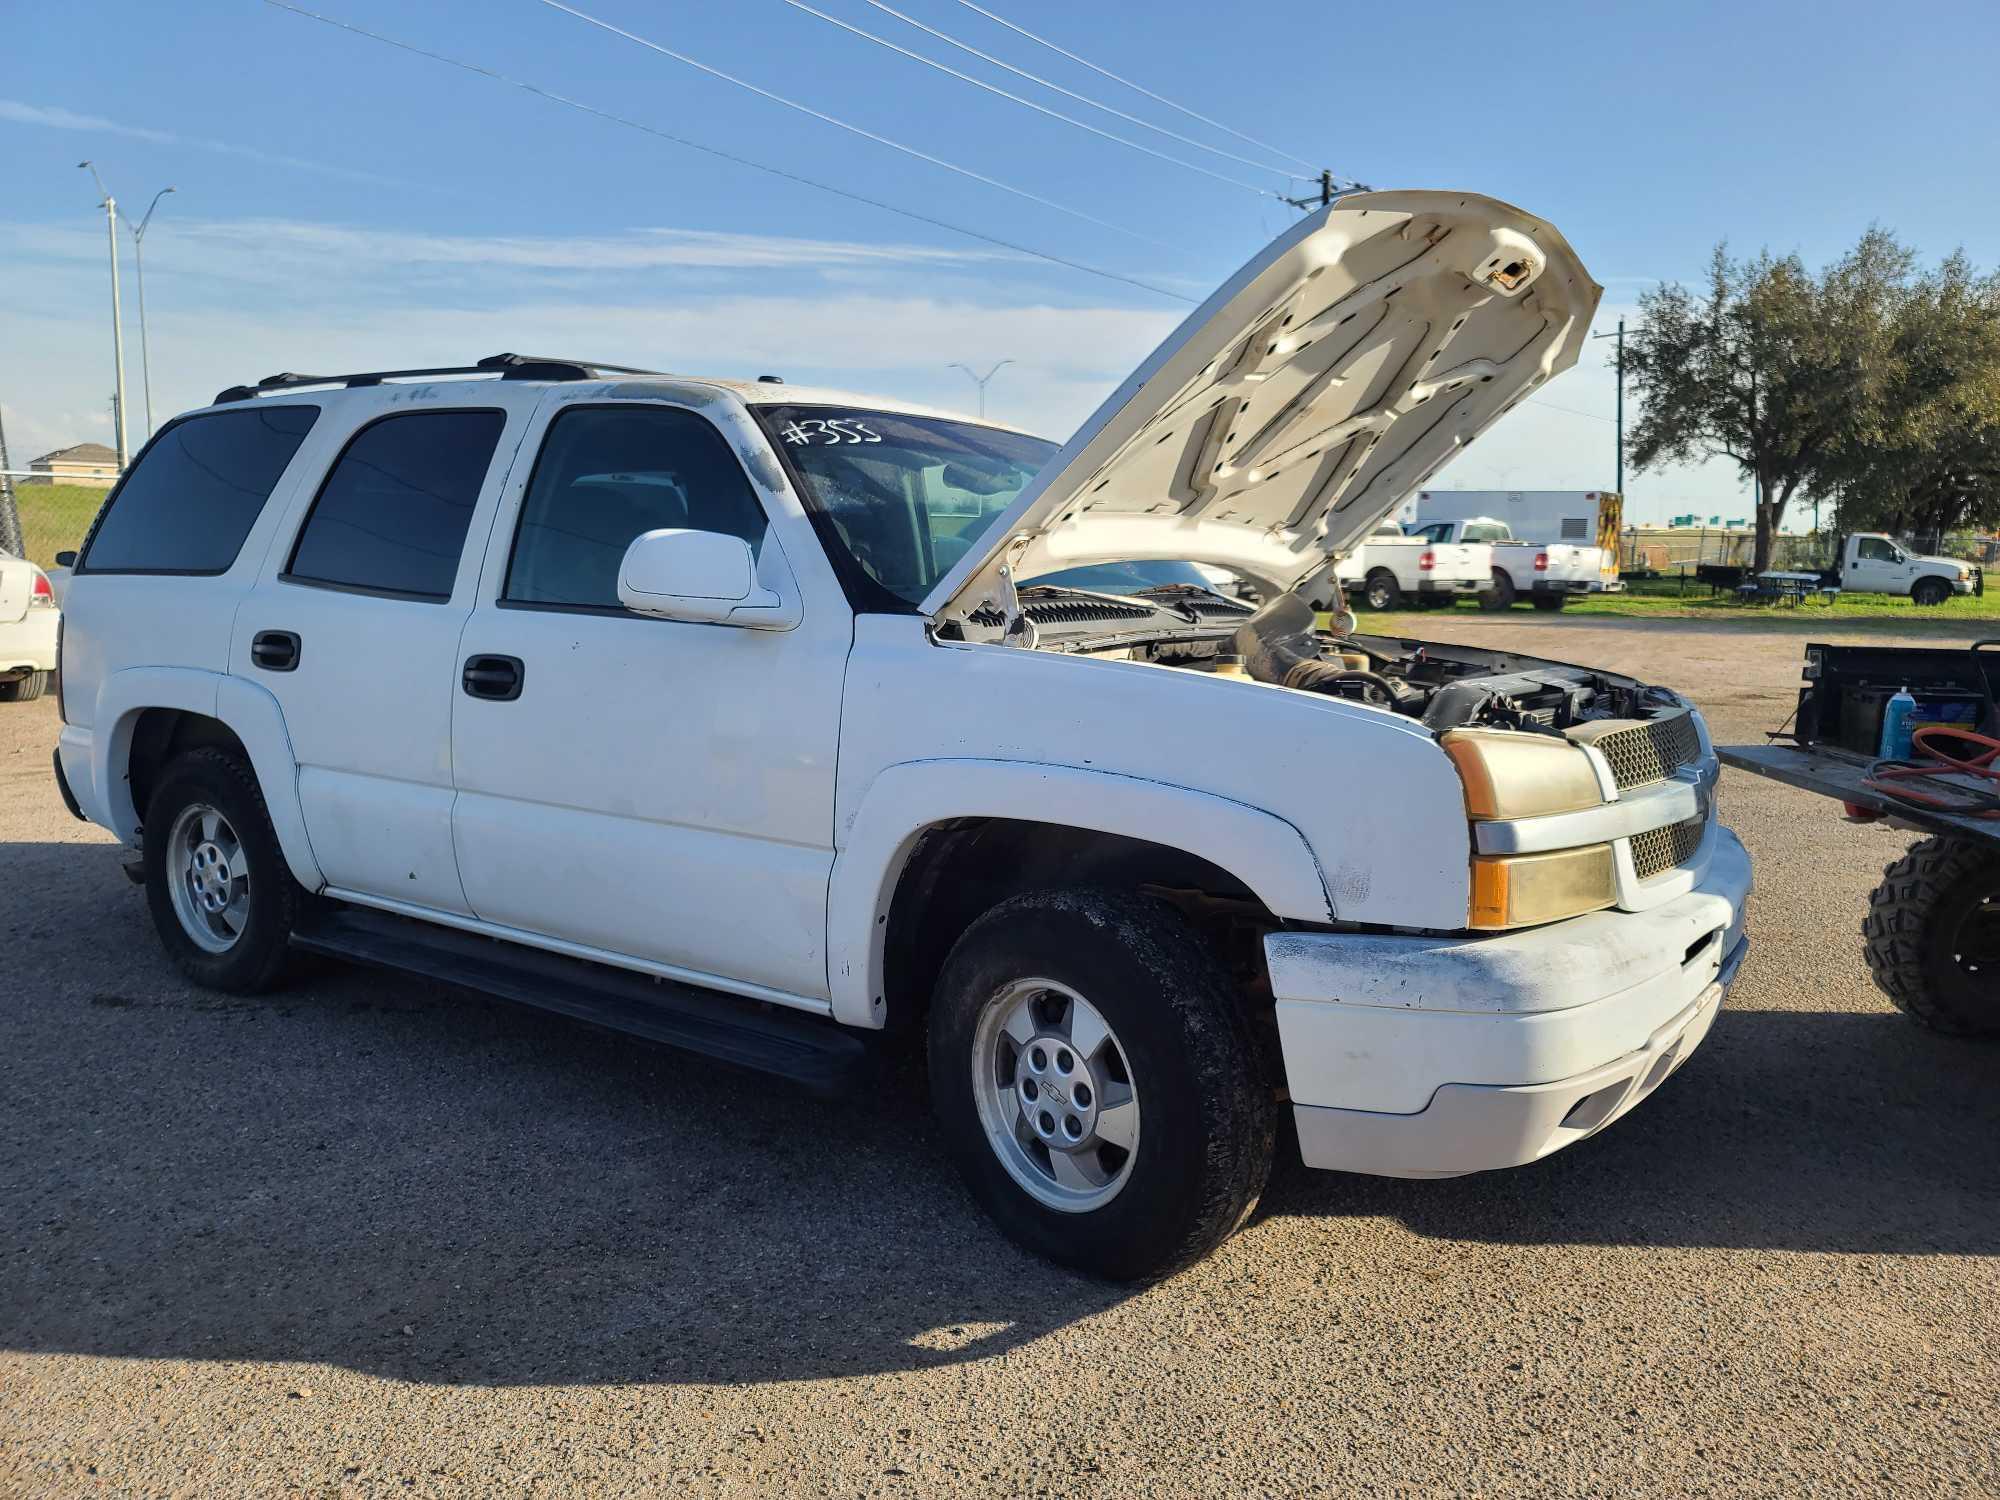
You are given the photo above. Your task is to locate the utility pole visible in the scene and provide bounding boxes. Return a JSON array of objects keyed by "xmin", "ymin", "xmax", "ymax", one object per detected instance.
[
  {"xmin": 79, "ymin": 161, "xmax": 129, "ymax": 468},
  {"xmin": 1589, "ymin": 318, "xmax": 1626, "ymax": 494},
  {"xmin": 1279, "ymin": 169, "xmax": 1338, "ymax": 211},
  {"xmin": 130, "ymin": 186, "xmax": 176, "ymax": 439},
  {"xmin": 947, "ymin": 359, "xmax": 1013, "ymax": 419}
]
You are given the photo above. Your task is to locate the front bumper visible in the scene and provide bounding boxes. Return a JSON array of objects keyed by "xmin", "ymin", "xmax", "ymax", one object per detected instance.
[{"xmin": 1269, "ymin": 827, "xmax": 1751, "ymax": 1178}]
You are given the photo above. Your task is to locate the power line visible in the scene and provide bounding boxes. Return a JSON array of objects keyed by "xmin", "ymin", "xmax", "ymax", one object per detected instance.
[
  {"xmin": 854, "ymin": 0, "xmax": 1300, "ymax": 179},
  {"xmin": 954, "ymin": 0, "xmax": 1322, "ymax": 175},
  {"xmin": 779, "ymin": 0, "xmax": 1285, "ymax": 197},
  {"xmin": 1525, "ymin": 397, "xmax": 1617, "ymax": 424},
  {"xmin": 536, "ymin": 0, "xmax": 1179, "ymax": 251},
  {"xmin": 259, "ymin": 2, "xmax": 1197, "ymax": 304}
]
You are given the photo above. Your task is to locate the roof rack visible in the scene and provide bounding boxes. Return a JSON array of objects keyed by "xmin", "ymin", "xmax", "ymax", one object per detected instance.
[{"xmin": 212, "ymin": 352, "xmax": 664, "ymax": 404}]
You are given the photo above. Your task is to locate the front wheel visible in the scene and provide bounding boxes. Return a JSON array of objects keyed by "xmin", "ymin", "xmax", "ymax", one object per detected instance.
[
  {"xmin": 928, "ymin": 888, "xmax": 1276, "ymax": 1281},
  {"xmin": 1862, "ymin": 836, "xmax": 2000, "ymax": 1035},
  {"xmin": 143, "ymin": 747, "xmax": 303, "ymax": 993},
  {"xmin": 1531, "ymin": 592, "xmax": 1568, "ymax": 612},
  {"xmin": 1912, "ymin": 577, "xmax": 1952, "ymax": 607}
]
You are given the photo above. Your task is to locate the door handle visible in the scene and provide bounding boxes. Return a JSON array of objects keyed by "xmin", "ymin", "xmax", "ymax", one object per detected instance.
[
  {"xmin": 251, "ymin": 630, "xmax": 301, "ymax": 672},
  {"xmin": 462, "ymin": 654, "xmax": 524, "ymax": 702}
]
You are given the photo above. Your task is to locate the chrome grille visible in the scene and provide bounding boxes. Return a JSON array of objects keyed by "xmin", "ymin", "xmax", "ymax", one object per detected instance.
[
  {"xmin": 1630, "ymin": 814, "xmax": 1706, "ymax": 881},
  {"xmin": 1592, "ymin": 713, "xmax": 1702, "ymax": 791}
]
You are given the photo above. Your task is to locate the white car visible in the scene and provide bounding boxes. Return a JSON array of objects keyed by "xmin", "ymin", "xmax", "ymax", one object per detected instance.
[
  {"xmin": 0, "ymin": 549, "xmax": 59, "ymax": 702},
  {"xmin": 1301, "ymin": 521, "xmax": 1491, "ymax": 611},
  {"xmin": 1409, "ymin": 517, "xmax": 1613, "ymax": 610},
  {"xmin": 52, "ymin": 192, "xmax": 1749, "ymax": 1280}
]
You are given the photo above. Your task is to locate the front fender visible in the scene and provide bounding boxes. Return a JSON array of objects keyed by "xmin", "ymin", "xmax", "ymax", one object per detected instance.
[{"xmin": 825, "ymin": 758, "xmax": 1333, "ymax": 1029}]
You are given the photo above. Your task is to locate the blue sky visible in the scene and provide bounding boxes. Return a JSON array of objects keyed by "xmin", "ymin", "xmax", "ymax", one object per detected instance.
[{"xmin": 6, "ymin": 0, "xmax": 1997, "ymax": 523}]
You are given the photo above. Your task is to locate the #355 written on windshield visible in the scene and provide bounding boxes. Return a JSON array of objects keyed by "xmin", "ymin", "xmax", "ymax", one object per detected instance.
[{"xmin": 779, "ymin": 418, "xmax": 884, "ymax": 446}]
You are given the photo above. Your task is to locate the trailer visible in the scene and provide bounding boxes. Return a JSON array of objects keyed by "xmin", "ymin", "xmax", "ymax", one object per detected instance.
[{"xmin": 1718, "ymin": 638, "xmax": 2000, "ymax": 1036}]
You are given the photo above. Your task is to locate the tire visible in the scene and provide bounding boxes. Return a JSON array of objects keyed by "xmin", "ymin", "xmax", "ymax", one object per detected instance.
[
  {"xmin": 1478, "ymin": 570, "xmax": 1517, "ymax": 611},
  {"xmin": 1862, "ymin": 836, "xmax": 2000, "ymax": 1036},
  {"xmin": 927, "ymin": 887, "xmax": 1277, "ymax": 1281},
  {"xmin": 0, "ymin": 670, "xmax": 48, "ymax": 702},
  {"xmin": 1531, "ymin": 592, "xmax": 1568, "ymax": 612},
  {"xmin": 142, "ymin": 747, "xmax": 302, "ymax": 994},
  {"xmin": 1912, "ymin": 577, "xmax": 1951, "ymax": 607},
  {"xmin": 1361, "ymin": 569, "xmax": 1402, "ymax": 611}
]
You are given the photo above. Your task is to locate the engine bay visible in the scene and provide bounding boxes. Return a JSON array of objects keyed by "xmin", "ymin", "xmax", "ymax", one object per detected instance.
[{"xmin": 1230, "ymin": 593, "xmax": 1681, "ymax": 735}]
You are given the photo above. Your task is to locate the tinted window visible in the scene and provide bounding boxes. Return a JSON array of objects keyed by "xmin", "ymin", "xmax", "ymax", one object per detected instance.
[
  {"xmin": 1857, "ymin": 536, "xmax": 1897, "ymax": 563},
  {"xmin": 81, "ymin": 405, "xmax": 319, "ymax": 573},
  {"xmin": 505, "ymin": 406, "xmax": 768, "ymax": 609},
  {"xmin": 287, "ymin": 410, "xmax": 504, "ymax": 600}
]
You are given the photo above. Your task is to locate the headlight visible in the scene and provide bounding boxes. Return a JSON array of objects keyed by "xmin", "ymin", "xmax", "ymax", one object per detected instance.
[
  {"xmin": 1960, "ymin": 568, "xmax": 1972, "ymax": 582},
  {"xmin": 1469, "ymin": 845, "xmax": 1617, "ymax": 929},
  {"xmin": 1441, "ymin": 729, "xmax": 1603, "ymax": 819}
]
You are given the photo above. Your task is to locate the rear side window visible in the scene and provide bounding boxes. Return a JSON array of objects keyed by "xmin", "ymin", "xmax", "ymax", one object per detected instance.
[
  {"xmin": 504, "ymin": 405, "xmax": 768, "ymax": 610},
  {"xmin": 286, "ymin": 409, "xmax": 505, "ymax": 600},
  {"xmin": 80, "ymin": 405, "xmax": 320, "ymax": 573}
]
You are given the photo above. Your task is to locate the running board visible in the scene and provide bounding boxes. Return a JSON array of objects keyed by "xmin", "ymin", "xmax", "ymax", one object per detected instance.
[{"xmin": 291, "ymin": 906, "xmax": 875, "ymax": 1096}]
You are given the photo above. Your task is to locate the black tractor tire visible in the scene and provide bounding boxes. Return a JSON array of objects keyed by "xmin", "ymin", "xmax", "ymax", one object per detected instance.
[
  {"xmin": 142, "ymin": 747, "xmax": 303, "ymax": 994},
  {"xmin": 0, "ymin": 670, "xmax": 49, "ymax": 702},
  {"xmin": 1531, "ymin": 592, "xmax": 1569, "ymax": 612},
  {"xmin": 1361, "ymin": 569, "xmax": 1402, "ymax": 611},
  {"xmin": 1862, "ymin": 836, "xmax": 2000, "ymax": 1036},
  {"xmin": 1911, "ymin": 577, "xmax": 1952, "ymax": 608},
  {"xmin": 927, "ymin": 887, "xmax": 1277, "ymax": 1282},
  {"xmin": 1478, "ymin": 570, "xmax": 1517, "ymax": 611}
]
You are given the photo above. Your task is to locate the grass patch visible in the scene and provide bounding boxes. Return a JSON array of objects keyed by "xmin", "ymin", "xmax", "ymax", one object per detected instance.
[{"xmin": 6, "ymin": 484, "xmax": 107, "ymax": 568}]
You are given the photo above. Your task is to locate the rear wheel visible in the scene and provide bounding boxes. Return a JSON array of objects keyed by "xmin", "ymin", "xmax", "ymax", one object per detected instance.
[
  {"xmin": 1361, "ymin": 569, "xmax": 1401, "ymax": 611},
  {"xmin": 1862, "ymin": 836, "xmax": 2000, "ymax": 1035},
  {"xmin": 1531, "ymin": 592, "xmax": 1568, "ymax": 612},
  {"xmin": 0, "ymin": 670, "xmax": 48, "ymax": 702},
  {"xmin": 1912, "ymin": 577, "xmax": 1952, "ymax": 607},
  {"xmin": 927, "ymin": 887, "xmax": 1276, "ymax": 1281},
  {"xmin": 143, "ymin": 747, "xmax": 302, "ymax": 993},
  {"xmin": 1478, "ymin": 570, "xmax": 1517, "ymax": 611}
]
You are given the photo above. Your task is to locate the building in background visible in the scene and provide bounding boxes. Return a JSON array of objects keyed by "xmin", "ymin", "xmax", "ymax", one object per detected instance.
[{"xmin": 24, "ymin": 443, "xmax": 119, "ymax": 487}]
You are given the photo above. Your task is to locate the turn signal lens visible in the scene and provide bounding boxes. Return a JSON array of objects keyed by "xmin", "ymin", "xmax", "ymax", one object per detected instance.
[
  {"xmin": 1442, "ymin": 729, "xmax": 1603, "ymax": 819},
  {"xmin": 1469, "ymin": 844, "xmax": 1616, "ymax": 929}
]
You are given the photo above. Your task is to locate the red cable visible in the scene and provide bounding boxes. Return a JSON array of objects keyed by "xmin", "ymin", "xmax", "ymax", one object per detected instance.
[{"xmin": 1864, "ymin": 724, "xmax": 2000, "ymax": 816}]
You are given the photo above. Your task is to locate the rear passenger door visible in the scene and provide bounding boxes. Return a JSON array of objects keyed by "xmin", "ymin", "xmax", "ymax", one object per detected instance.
[{"xmin": 234, "ymin": 392, "xmax": 539, "ymax": 913}]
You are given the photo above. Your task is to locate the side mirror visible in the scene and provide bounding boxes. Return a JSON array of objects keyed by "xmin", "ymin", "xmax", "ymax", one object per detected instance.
[
  {"xmin": 616, "ymin": 528, "xmax": 797, "ymax": 628},
  {"xmin": 54, "ymin": 551, "xmax": 77, "ymax": 568}
]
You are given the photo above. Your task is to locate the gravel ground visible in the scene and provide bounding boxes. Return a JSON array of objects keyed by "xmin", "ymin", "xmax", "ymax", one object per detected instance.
[{"xmin": 3, "ymin": 617, "xmax": 1997, "ymax": 1497}]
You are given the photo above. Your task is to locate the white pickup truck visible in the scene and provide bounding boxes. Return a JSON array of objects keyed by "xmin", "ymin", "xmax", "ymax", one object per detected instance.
[
  {"xmin": 1410, "ymin": 516, "xmax": 1615, "ymax": 610},
  {"xmin": 0, "ymin": 548, "xmax": 60, "ymax": 702},
  {"xmin": 50, "ymin": 192, "xmax": 1750, "ymax": 1280},
  {"xmin": 1826, "ymin": 533, "xmax": 1980, "ymax": 604},
  {"xmin": 1298, "ymin": 522, "xmax": 1491, "ymax": 612}
]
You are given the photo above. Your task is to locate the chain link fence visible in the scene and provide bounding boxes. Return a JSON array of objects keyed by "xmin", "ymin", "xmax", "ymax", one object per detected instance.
[{"xmin": 1, "ymin": 479, "xmax": 110, "ymax": 568}]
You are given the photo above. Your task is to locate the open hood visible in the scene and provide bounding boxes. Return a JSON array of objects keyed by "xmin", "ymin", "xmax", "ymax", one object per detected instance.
[{"xmin": 929, "ymin": 190, "xmax": 1600, "ymax": 621}]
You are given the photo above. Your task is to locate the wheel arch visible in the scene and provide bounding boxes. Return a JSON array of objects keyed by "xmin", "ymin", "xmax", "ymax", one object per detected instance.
[
  {"xmin": 91, "ymin": 668, "xmax": 321, "ymax": 890},
  {"xmin": 826, "ymin": 759, "xmax": 1332, "ymax": 1029}
]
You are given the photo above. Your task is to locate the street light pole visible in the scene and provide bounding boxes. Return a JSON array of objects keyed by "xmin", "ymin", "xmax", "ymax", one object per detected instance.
[
  {"xmin": 947, "ymin": 359, "xmax": 1014, "ymax": 419},
  {"xmin": 129, "ymin": 186, "xmax": 176, "ymax": 440},
  {"xmin": 79, "ymin": 161, "xmax": 129, "ymax": 468},
  {"xmin": 1589, "ymin": 317, "xmax": 1626, "ymax": 494}
]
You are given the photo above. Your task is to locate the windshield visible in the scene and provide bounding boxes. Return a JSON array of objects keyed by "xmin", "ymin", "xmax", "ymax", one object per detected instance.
[
  {"xmin": 1026, "ymin": 560, "xmax": 1218, "ymax": 594},
  {"xmin": 758, "ymin": 405, "xmax": 1058, "ymax": 608}
]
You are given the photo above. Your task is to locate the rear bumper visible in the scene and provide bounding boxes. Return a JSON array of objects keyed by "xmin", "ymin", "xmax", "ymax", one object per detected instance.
[
  {"xmin": 1270, "ymin": 828, "xmax": 1751, "ymax": 1178},
  {"xmin": 1532, "ymin": 578, "xmax": 1591, "ymax": 594},
  {"xmin": 1416, "ymin": 577, "xmax": 1483, "ymax": 594},
  {"xmin": 0, "ymin": 608, "xmax": 59, "ymax": 675},
  {"xmin": 51, "ymin": 747, "xmax": 86, "ymax": 822}
]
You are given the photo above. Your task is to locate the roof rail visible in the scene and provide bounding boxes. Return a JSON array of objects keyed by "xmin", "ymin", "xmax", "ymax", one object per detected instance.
[{"xmin": 212, "ymin": 352, "xmax": 663, "ymax": 404}]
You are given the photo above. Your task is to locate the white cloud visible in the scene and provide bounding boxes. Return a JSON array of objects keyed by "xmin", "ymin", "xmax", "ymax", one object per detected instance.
[{"xmin": 0, "ymin": 98, "xmax": 428, "ymax": 188}]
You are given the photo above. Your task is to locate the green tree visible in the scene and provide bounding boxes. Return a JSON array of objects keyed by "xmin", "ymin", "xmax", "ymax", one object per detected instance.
[
  {"xmin": 1625, "ymin": 230, "xmax": 1913, "ymax": 572},
  {"xmin": 1819, "ymin": 252, "xmax": 2000, "ymax": 546}
]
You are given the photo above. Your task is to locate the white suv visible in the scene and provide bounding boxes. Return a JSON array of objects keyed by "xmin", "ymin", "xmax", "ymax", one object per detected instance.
[{"xmin": 53, "ymin": 192, "xmax": 1750, "ymax": 1279}]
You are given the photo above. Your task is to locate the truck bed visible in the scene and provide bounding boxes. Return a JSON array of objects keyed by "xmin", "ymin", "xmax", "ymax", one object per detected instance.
[{"xmin": 1718, "ymin": 742, "xmax": 2000, "ymax": 844}]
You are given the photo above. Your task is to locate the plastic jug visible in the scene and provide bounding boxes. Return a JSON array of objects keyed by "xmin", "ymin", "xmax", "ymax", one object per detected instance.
[{"xmin": 1880, "ymin": 686, "xmax": 1918, "ymax": 759}]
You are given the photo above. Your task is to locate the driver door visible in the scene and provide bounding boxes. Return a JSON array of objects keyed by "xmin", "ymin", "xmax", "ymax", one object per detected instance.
[
  {"xmin": 1848, "ymin": 536, "xmax": 1910, "ymax": 593},
  {"xmin": 448, "ymin": 397, "xmax": 851, "ymax": 1005}
]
